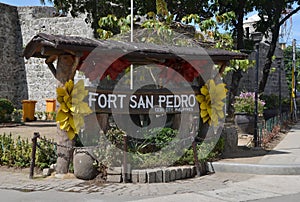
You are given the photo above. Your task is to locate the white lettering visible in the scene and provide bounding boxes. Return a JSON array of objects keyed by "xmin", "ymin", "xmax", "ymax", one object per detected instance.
[
  {"xmin": 88, "ymin": 92, "xmax": 98, "ymax": 107},
  {"xmin": 130, "ymin": 95, "xmax": 137, "ymax": 108},
  {"xmin": 145, "ymin": 95, "xmax": 154, "ymax": 108},
  {"xmin": 166, "ymin": 95, "xmax": 173, "ymax": 108},
  {"xmin": 98, "ymin": 94, "xmax": 107, "ymax": 108},
  {"xmin": 189, "ymin": 95, "xmax": 196, "ymax": 107},
  {"xmin": 137, "ymin": 97, "xmax": 145, "ymax": 108},
  {"xmin": 108, "ymin": 94, "xmax": 117, "ymax": 108},
  {"xmin": 181, "ymin": 95, "xmax": 188, "ymax": 108},
  {"xmin": 158, "ymin": 95, "xmax": 166, "ymax": 107},
  {"xmin": 174, "ymin": 95, "xmax": 181, "ymax": 108},
  {"xmin": 118, "ymin": 94, "xmax": 126, "ymax": 109}
]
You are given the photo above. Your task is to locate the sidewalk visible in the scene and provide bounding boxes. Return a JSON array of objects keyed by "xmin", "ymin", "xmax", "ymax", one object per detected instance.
[
  {"xmin": 1, "ymin": 122, "xmax": 300, "ymax": 201},
  {"xmin": 209, "ymin": 122, "xmax": 300, "ymax": 175}
]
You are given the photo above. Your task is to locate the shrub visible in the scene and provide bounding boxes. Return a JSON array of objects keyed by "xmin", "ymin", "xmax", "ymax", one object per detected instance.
[
  {"xmin": 0, "ymin": 99, "xmax": 15, "ymax": 123},
  {"xmin": 0, "ymin": 133, "xmax": 56, "ymax": 169},
  {"xmin": 233, "ymin": 92, "xmax": 265, "ymax": 115},
  {"xmin": 260, "ymin": 94, "xmax": 279, "ymax": 109}
]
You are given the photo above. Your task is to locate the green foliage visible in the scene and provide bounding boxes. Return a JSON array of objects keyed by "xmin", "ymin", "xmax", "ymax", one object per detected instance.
[
  {"xmin": 0, "ymin": 133, "xmax": 56, "ymax": 169},
  {"xmin": 14, "ymin": 136, "xmax": 31, "ymax": 167},
  {"xmin": 260, "ymin": 94, "xmax": 279, "ymax": 110},
  {"xmin": 95, "ymin": 126, "xmax": 224, "ymax": 168},
  {"xmin": 41, "ymin": 0, "xmax": 213, "ymax": 37},
  {"xmin": 93, "ymin": 128, "xmax": 124, "ymax": 167},
  {"xmin": 35, "ymin": 111, "xmax": 57, "ymax": 121},
  {"xmin": 35, "ymin": 138, "xmax": 57, "ymax": 169},
  {"xmin": 176, "ymin": 137, "xmax": 225, "ymax": 165},
  {"xmin": 97, "ymin": 14, "xmax": 131, "ymax": 39},
  {"xmin": 284, "ymin": 46, "xmax": 300, "ymax": 92},
  {"xmin": 223, "ymin": 59, "xmax": 256, "ymax": 75},
  {"xmin": 233, "ymin": 92, "xmax": 265, "ymax": 115},
  {"xmin": 11, "ymin": 109, "xmax": 23, "ymax": 123},
  {"xmin": 0, "ymin": 99, "xmax": 15, "ymax": 123},
  {"xmin": 156, "ymin": 0, "xmax": 168, "ymax": 17}
]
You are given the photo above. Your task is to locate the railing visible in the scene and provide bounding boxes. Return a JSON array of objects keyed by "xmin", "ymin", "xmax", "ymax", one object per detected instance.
[{"xmin": 258, "ymin": 111, "xmax": 291, "ymax": 147}]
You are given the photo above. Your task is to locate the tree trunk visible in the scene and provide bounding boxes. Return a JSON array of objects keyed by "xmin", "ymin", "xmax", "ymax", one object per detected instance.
[
  {"xmin": 227, "ymin": 3, "xmax": 245, "ymax": 118},
  {"xmin": 235, "ymin": 1, "xmax": 246, "ymax": 50},
  {"xmin": 258, "ymin": 24, "xmax": 280, "ymax": 93},
  {"xmin": 227, "ymin": 70, "xmax": 243, "ymax": 118},
  {"xmin": 56, "ymin": 55, "xmax": 77, "ymax": 174}
]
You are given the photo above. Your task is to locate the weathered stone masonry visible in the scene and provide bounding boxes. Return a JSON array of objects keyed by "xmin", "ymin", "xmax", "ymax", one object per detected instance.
[
  {"xmin": 0, "ymin": 3, "xmax": 28, "ymax": 108},
  {"xmin": 0, "ymin": 3, "xmax": 93, "ymax": 110}
]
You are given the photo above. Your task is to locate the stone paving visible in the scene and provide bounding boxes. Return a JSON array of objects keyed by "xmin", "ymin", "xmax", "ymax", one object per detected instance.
[
  {"xmin": 2, "ymin": 122, "xmax": 300, "ymax": 201},
  {"xmin": 0, "ymin": 170, "xmax": 252, "ymax": 195},
  {"xmin": 2, "ymin": 169, "xmax": 300, "ymax": 202}
]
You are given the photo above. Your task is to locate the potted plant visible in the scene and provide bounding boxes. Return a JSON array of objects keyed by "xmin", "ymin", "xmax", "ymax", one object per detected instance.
[{"xmin": 233, "ymin": 92, "xmax": 265, "ymax": 134}]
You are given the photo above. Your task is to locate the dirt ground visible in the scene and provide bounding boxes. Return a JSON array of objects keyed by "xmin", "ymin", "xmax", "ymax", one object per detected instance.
[
  {"xmin": 220, "ymin": 123, "xmax": 291, "ymax": 164},
  {"xmin": 0, "ymin": 121, "xmax": 58, "ymax": 141},
  {"xmin": 0, "ymin": 120, "xmax": 292, "ymax": 164}
]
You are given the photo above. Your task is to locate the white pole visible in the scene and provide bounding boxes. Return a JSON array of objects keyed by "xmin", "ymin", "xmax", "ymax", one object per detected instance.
[{"xmin": 130, "ymin": 0, "xmax": 134, "ymax": 90}]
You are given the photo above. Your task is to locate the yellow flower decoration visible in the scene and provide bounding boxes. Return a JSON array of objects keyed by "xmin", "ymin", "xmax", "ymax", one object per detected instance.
[
  {"xmin": 196, "ymin": 79, "xmax": 227, "ymax": 126},
  {"xmin": 56, "ymin": 80, "xmax": 92, "ymax": 140}
]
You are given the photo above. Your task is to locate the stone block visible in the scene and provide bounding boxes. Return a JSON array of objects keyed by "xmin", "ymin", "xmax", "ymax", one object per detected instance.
[
  {"xmin": 180, "ymin": 167, "xmax": 191, "ymax": 178},
  {"xmin": 107, "ymin": 167, "xmax": 122, "ymax": 175},
  {"xmin": 131, "ymin": 170, "xmax": 139, "ymax": 183},
  {"xmin": 181, "ymin": 167, "xmax": 186, "ymax": 179},
  {"xmin": 169, "ymin": 169, "xmax": 176, "ymax": 181},
  {"xmin": 147, "ymin": 170, "xmax": 156, "ymax": 183},
  {"xmin": 163, "ymin": 169, "xmax": 170, "ymax": 183},
  {"xmin": 107, "ymin": 174, "xmax": 122, "ymax": 183},
  {"xmin": 138, "ymin": 170, "xmax": 147, "ymax": 183},
  {"xmin": 42, "ymin": 168, "xmax": 51, "ymax": 177},
  {"xmin": 176, "ymin": 168, "xmax": 182, "ymax": 180},
  {"xmin": 155, "ymin": 170, "xmax": 163, "ymax": 183},
  {"xmin": 190, "ymin": 166, "xmax": 196, "ymax": 177}
]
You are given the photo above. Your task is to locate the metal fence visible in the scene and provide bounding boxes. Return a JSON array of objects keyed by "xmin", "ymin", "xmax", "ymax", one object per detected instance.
[{"xmin": 258, "ymin": 111, "xmax": 292, "ymax": 147}]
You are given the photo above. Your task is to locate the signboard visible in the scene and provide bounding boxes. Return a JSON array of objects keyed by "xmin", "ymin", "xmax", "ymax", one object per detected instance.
[{"xmin": 87, "ymin": 88, "xmax": 199, "ymax": 114}]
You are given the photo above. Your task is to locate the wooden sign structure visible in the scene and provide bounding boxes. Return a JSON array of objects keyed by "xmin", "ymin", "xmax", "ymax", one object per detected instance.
[{"xmin": 23, "ymin": 33, "xmax": 248, "ymax": 174}]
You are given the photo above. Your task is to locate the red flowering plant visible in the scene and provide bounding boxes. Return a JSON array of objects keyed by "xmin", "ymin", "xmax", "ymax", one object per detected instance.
[{"xmin": 233, "ymin": 92, "xmax": 265, "ymax": 115}]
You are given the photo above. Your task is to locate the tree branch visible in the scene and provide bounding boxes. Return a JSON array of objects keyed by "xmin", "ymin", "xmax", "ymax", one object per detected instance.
[{"xmin": 279, "ymin": 6, "xmax": 300, "ymax": 26}]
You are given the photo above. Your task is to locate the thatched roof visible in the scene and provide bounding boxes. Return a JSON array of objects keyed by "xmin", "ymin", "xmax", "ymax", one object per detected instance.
[{"xmin": 24, "ymin": 33, "xmax": 247, "ymax": 63}]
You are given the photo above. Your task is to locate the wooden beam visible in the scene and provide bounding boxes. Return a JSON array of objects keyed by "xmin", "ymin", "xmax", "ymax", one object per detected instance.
[{"xmin": 45, "ymin": 55, "xmax": 58, "ymax": 79}]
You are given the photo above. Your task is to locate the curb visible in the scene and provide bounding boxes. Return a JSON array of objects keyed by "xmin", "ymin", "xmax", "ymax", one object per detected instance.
[{"xmin": 207, "ymin": 162, "xmax": 300, "ymax": 175}]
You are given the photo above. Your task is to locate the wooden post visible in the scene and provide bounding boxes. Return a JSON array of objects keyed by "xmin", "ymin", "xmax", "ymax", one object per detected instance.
[
  {"xmin": 55, "ymin": 55, "xmax": 77, "ymax": 174},
  {"xmin": 123, "ymin": 134, "xmax": 128, "ymax": 183},
  {"xmin": 191, "ymin": 117, "xmax": 201, "ymax": 177},
  {"xmin": 192, "ymin": 138, "xmax": 201, "ymax": 177},
  {"xmin": 29, "ymin": 132, "xmax": 40, "ymax": 179}
]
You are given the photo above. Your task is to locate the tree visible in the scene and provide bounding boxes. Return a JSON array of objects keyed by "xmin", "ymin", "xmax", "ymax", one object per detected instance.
[
  {"xmin": 40, "ymin": 0, "xmax": 214, "ymax": 38},
  {"xmin": 255, "ymin": 0, "xmax": 300, "ymax": 93},
  {"xmin": 283, "ymin": 45, "xmax": 300, "ymax": 92},
  {"xmin": 208, "ymin": 0, "xmax": 255, "ymax": 117}
]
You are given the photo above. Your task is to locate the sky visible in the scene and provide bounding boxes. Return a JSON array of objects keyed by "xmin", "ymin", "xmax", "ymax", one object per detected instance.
[
  {"xmin": 0, "ymin": 0, "xmax": 52, "ymax": 6},
  {"xmin": 1, "ymin": 0, "xmax": 300, "ymax": 46}
]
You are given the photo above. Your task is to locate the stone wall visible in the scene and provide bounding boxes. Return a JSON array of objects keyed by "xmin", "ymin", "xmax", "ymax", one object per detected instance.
[
  {"xmin": 0, "ymin": 3, "xmax": 28, "ymax": 109},
  {"xmin": 225, "ymin": 42, "xmax": 289, "ymax": 98},
  {"xmin": 17, "ymin": 6, "xmax": 94, "ymax": 111}
]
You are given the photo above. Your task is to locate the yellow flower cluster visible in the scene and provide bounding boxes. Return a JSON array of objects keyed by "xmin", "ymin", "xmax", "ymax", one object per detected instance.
[
  {"xmin": 196, "ymin": 79, "xmax": 227, "ymax": 126},
  {"xmin": 56, "ymin": 80, "xmax": 92, "ymax": 140}
]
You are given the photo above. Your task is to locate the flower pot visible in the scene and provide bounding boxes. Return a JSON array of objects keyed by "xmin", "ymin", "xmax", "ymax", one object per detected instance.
[
  {"xmin": 46, "ymin": 99, "xmax": 56, "ymax": 112},
  {"xmin": 22, "ymin": 100, "xmax": 37, "ymax": 122},
  {"xmin": 73, "ymin": 149, "xmax": 99, "ymax": 180},
  {"xmin": 234, "ymin": 113, "xmax": 254, "ymax": 134}
]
